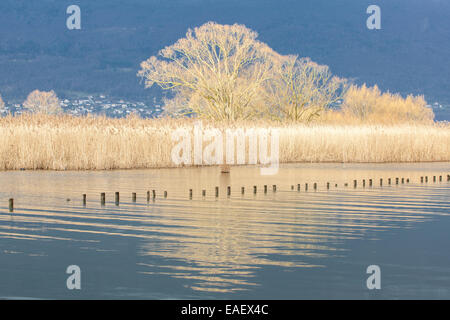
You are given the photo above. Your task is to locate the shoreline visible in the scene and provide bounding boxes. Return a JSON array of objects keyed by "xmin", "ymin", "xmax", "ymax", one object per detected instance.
[{"xmin": 1, "ymin": 160, "xmax": 449, "ymax": 173}]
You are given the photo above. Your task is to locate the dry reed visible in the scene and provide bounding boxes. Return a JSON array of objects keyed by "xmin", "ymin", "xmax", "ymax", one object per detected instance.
[{"xmin": 0, "ymin": 114, "xmax": 449, "ymax": 170}]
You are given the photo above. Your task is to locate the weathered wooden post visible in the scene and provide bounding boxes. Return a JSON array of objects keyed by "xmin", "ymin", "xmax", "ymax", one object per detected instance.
[
  {"xmin": 327, "ymin": 182, "xmax": 330, "ymax": 190},
  {"xmin": 395, "ymin": 178, "xmax": 399, "ymax": 185},
  {"xmin": 227, "ymin": 186, "xmax": 231, "ymax": 197},
  {"xmin": 380, "ymin": 179, "xmax": 383, "ymax": 186},
  {"xmin": 297, "ymin": 184, "xmax": 301, "ymax": 191},
  {"xmin": 369, "ymin": 179, "xmax": 373, "ymax": 187},
  {"xmin": 241, "ymin": 187, "xmax": 245, "ymax": 195},
  {"xmin": 433, "ymin": 176, "xmax": 436, "ymax": 183},
  {"xmin": 115, "ymin": 192, "xmax": 120, "ymax": 205},
  {"xmin": 420, "ymin": 177, "xmax": 424, "ymax": 183},
  {"xmin": 406, "ymin": 178, "xmax": 410, "ymax": 183},
  {"xmin": 425, "ymin": 176, "xmax": 428, "ymax": 183},
  {"xmin": 152, "ymin": 190, "xmax": 156, "ymax": 200},
  {"xmin": 215, "ymin": 187, "xmax": 219, "ymax": 198},
  {"xmin": 101, "ymin": 193, "xmax": 106, "ymax": 206},
  {"xmin": 132, "ymin": 192, "xmax": 137, "ymax": 203},
  {"xmin": 8, "ymin": 198, "xmax": 13, "ymax": 212},
  {"xmin": 401, "ymin": 178, "xmax": 404, "ymax": 184},
  {"xmin": 353, "ymin": 180, "xmax": 357, "ymax": 188},
  {"xmin": 305, "ymin": 183, "xmax": 308, "ymax": 191},
  {"xmin": 253, "ymin": 186, "xmax": 257, "ymax": 194},
  {"xmin": 388, "ymin": 178, "xmax": 391, "ymax": 185},
  {"xmin": 439, "ymin": 176, "xmax": 442, "ymax": 182},
  {"xmin": 202, "ymin": 190, "xmax": 206, "ymax": 197},
  {"xmin": 362, "ymin": 179, "xmax": 366, "ymax": 188},
  {"xmin": 189, "ymin": 189, "xmax": 193, "ymax": 199},
  {"xmin": 291, "ymin": 185, "xmax": 294, "ymax": 190},
  {"xmin": 264, "ymin": 185, "xmax": 268, "ymax": 194},
  {"xmin": 447, "ymin": 174, "xmax": 450, "ymax": 181},
  {"xmin": 164, "ymin": 191, "xmax": 167, "ymax": 198},
  {"xmin": 313, "ymin": 183, "xmax": 317, "ymax": 191},
  {"xmin": 273, "ymin": 185, "xmax": 277, "ymax": 192},
  {"xmin": 82, "ymin": 194, "xmax": 87, "ymax": 206},
  {"xmin": 147, "ymin": 191, "xmax": 150, "ymax": 202}
]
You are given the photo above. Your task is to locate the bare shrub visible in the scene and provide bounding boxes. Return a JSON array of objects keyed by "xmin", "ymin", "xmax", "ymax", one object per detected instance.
[
  {"xmin": 340, "ymin": 85, "xmax": 434, "ymax": 124},
  {"xmin": 23, "ymin": 90, "xmax": 63, "ymax": 115}
]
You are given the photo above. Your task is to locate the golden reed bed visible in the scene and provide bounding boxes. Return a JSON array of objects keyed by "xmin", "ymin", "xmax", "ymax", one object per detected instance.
[{"xmin": 0, "ymin": 114, "xmax": 449, "ymax": 170}]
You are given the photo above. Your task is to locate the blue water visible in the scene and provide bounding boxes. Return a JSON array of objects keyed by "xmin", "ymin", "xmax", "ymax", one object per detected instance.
[{"xmin": 0, "ymin": 164, "xmax": 449, "ymax": 299}]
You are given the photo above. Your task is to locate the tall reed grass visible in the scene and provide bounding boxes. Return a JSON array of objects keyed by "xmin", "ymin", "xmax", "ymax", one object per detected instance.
[{"xmin": 0, "ymin": 114, "xmax": 448, "ymax": 170}]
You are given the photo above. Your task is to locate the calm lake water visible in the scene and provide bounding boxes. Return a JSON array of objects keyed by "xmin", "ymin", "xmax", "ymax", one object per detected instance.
[{"xmin": 0, "ymin": 163, "xmax": 449, "ymax": 299}]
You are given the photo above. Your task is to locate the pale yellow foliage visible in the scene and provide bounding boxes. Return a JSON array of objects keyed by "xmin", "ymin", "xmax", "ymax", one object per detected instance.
[
  {"xmin": 0, "ymin": 114, "xmax": 448, "ymax": 170},
  {"xmin": 138, "ymin": 22, "xmax": 281, "ymax": 121},
  {"xmin": 337, "ymin": 84, "xmax": 434, "ymax": 124},
  {"xmin": 23, "ymin": 90, "xmax": 63, "ymax": 115},
  {"xmin": 267, "ymin": 56, "xmax": 347, "ymax": 122}
]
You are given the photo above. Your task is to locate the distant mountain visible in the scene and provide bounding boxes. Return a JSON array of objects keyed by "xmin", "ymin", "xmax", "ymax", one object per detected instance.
[{"xmin": 0, "ymin": 0, "xmax": 449, "ymax": 119}]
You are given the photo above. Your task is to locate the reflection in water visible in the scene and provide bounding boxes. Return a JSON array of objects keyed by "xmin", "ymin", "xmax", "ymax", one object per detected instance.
[{"xmin": 0, "ymin": 163, "xmax": 449, "ymax": 298}]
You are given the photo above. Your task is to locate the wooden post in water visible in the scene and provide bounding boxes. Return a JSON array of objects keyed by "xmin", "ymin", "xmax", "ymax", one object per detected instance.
[
  {"xmin": 353, "ymin": 180, "xmax": 357, "ymax": 188},
  {"xmin": 305, "ymin": 183, "xmax": 308, "ymax": 191},
  {"xmin": 447, "ymin": 174, "xmax": 450, "ymax": 181},
  {"xmin": 380, "ymin": 179, "xmax": 383, "ymax": 186},
  {"xmin": 420, "ymin": 177, "xmax": 424, "ymax": 183},
  {"xmin": 253, "ymin": 186, "xmax": 257, "ymax": 194},
  {"xmin": 369, "ymin": 179, "xmax": 372, "ymax": 187},
  {"xmin": 264, "ymin": 185, "xmax": 268, "ymax": 194},
  {"xmin": 388, "ymin": 178, "xmax": 391, "ymax": 185},
  {"xmin": 101, "ymin": 193, "xmax": 106, "ymax": 206},
  {"xmin": 401, "ymin": 178, "xmax": 404, "ymax": 184},
  {"xmin": 313, "ymin": 183, "xmax": 317, "ymax": 191},
  {"xmin": 152, "ymin": 190, "xmax": 156, "ymax": 200},
  {"xmin": 241, "ymin": 187, "xmax": 245, "ymax": 195},
  {"xmin": 189, "ymin": 189, "xmax": 193, "ymax": 199},
  {"xmin": 115, "ymin": 192, "xmax": 120, "ymax": 205},
  {"xmin": 439, "ymin": 176, "xmax": 442, "ymax": 182},
  {"xmin": 297, "ymin": 184, "xmax": 301, "ymax": 191},
  {"xmin": 327, "ymin": 182, "xmax": 330, "ymax": 190},
  {"xmin": 164, "ymin": 191, "xmax": 167, "ymax": 198},
  {"xmin": 406, "ymin": 178, "xmax": 410, "ymax": 183},
  {"xmin": 273, "ymin": 185, "xmax": 277, "ymax": 192},
  {"xmin": 362, "ymin": 179, "xmax": 366, "ymax": 188},
  {"xmin": 227, "ymin": 186, "xmax": 231, "ymax": 197},
  {"xmin": 425, "ymin": 176, "xmax": 428, "ymax": 183},
  {"xmin": 132, "ymin": 192, "xmax": 136, "ymax": 203},
  {"xmin": 147, "ymin": 191, "xmax": 150, "ymax": 202},
  {"xmin": 291, "ymin": 185, "xmax": 294, "ymax": 190},
  {"xmin": 396, "ymin": 178, "xmax": 399, "ymax": 185},
  {"xmin": 215, "ymin": 187, "xmax": 219, "ymax": 198},
  {"xmin": 202, "ymin": 190, "xmax": 206, "ymax": 197},
  {"xmin": 433, "ymin": 176, "xmax": 436, "ymax": 183},
  {"xmin": 82, "ymin": 194, "xmax": 87, "ymax": 206},
  {"xmin": 8, "ymin": 198, "xmax": 13, "ymax": 212}
]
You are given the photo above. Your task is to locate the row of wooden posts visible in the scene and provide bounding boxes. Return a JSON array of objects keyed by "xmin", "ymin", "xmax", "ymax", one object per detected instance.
[
  {"xmin": 87, "ymin": 174, "xmax": 450, "ymax": 205},
  {"xmin": 6, "ymin": 174, "xmax": 450, "ymax": 212}
]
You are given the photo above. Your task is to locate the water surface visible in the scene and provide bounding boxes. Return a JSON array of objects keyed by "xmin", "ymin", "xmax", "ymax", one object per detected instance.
[{"xmin": 0, "ymin": 163, "xmax": 449, "ymax": 299}]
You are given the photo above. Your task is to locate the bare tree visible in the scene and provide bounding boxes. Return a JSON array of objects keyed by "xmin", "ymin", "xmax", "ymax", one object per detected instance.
[
  {"xmin": 138, "ymin": 22, "xmax": 280, "ymax": 121},
  {"xmin": 267, "ymin": 56, "xmax": 347, "ymax": 122},
  {"xmin": 23, "ymin": 90, "xmax": 63, "ymax": 115},
  {"xmin": 0, "ymin": 94, "xmax": 4, "ymax": 109}
]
